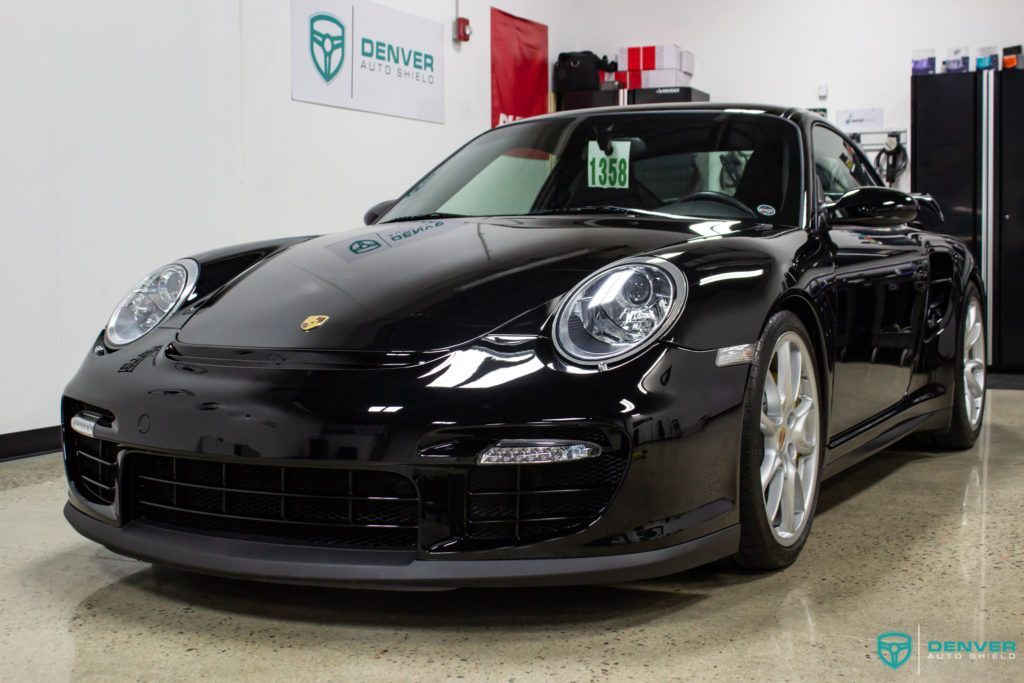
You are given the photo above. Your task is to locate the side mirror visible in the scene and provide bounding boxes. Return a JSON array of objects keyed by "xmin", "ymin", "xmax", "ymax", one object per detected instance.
[
  {"xmin": 364, "ymin": 199, "xmax": 398, "ymax": 225},
  {"xmin": 826, "ymin": 187, "xmax": 918, "ymax": 227},
  {"xmin": 909, "ymin": 193, "xmax": 944, "ymax": 229}
]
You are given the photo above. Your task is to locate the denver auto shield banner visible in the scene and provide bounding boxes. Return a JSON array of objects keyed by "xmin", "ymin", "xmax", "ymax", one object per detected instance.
[
  {"xmin": 291, "ymin": 0, "xmax": 444, "ymax": 123},
  {"xmin": 490, "ymin": 8, "xmax": 548, "ymax": 127}
]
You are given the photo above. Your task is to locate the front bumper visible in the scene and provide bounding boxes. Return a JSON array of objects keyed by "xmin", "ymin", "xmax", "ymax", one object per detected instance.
[
  {"xmin": 62, "ymin": 332, "xmax": 750, "ymax": 586},
  {"xmin": 65, "ymin": 502, "xmax": 739, "ymax": 588}
]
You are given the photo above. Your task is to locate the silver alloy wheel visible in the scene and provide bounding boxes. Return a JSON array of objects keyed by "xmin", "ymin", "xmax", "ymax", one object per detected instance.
[
  {"xmin": 963, "ymin": 298, "xmax": 986, "ymax": 428},
  {"xmin": 759, "ymin": 332, "xmax": 820, "ymax": 546}
]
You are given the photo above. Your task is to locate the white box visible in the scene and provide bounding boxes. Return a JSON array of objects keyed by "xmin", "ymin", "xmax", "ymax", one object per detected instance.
[
  {"xmin": 678, "ymin": 49, "xmax": 695, "ymax": 76},
  {"xmin": 616, "ymin": 45, "xmax": 694, "ymax": 75}
]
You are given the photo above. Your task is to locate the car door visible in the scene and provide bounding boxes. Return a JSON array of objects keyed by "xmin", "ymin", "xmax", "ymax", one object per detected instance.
[{"xmin": 814, "ymin": 124, "xmax": 929, "ymax": 436}]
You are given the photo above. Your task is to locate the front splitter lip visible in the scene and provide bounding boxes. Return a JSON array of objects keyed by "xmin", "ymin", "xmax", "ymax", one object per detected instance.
[{"xmin": 65, "ymin": 502, "xmax": 739, "ymax": 589}]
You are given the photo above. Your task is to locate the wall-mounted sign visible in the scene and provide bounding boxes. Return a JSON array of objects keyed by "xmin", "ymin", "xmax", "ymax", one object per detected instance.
[
  {"xmin": 291, "ymin": 0, "xmax": 444, "ymax": 123},
  {"xmin": 836, "ymin": 108, "xmax": 884, "ymax": 132}
]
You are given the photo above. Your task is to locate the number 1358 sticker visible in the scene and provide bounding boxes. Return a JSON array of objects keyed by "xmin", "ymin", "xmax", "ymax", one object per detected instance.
[{"xmin": 587, "ymin": 140, "xmax": 630, "ymax": 189}]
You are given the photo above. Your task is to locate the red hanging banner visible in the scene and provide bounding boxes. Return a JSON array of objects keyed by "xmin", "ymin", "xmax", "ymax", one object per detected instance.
[{"xmin": 490, "ymin": 8, "xmax": 548, "ymax": 128}]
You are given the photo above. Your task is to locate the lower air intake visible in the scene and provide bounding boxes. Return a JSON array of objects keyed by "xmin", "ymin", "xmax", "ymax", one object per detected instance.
[
  {"xmin": 464, "ymin": 427, "xmax": 628, "ymax": 546},
  {"xmin": 127, "ymin": 452, "xmax": 419, "ymax": 549}
]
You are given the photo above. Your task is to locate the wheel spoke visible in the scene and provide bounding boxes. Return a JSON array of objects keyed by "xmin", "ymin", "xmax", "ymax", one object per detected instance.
[
  {"xmin": 764, "ymin": 373, "xmax": 782, "ymax": 418},
  {"xmin": 966, "ymin": 370, "xmax": 983, "ymax": 399},
  {"xmin": 761, "ymin": 448, "xmax": 781, "ymax": 490},
  {"xmin": 793, "ymin": 412, "xmax": 818, "ymax": 454},
  {"xmin": 780, "ymin": 463, "xmax": 796, "ymax": 534},
  {"xmin": 968, "ymin": 321, "xmax": 982, "ymax": 348},
  {"xmin": 777, "ymin": 342, "xmax": 794, "ymax": 409},
  {"xmin": 789, "ymin": 346, "xmax": 803, "ymax": 409},
  {"xmin": 760, "ymin": 410, "xmax": 778, "ymax": 438},
  {"xmin": 792, "ymin": 461, "xmax": 807, "ymax": 513},
  {"xmin": 765, "ymin": 473, "xmax": 782, "ymax": 522}
]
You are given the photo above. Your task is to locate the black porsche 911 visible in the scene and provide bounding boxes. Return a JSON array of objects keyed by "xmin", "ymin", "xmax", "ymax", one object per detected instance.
[{"xmin": 63, "ymin": 103, "xmax": 986, "ymax": 588}]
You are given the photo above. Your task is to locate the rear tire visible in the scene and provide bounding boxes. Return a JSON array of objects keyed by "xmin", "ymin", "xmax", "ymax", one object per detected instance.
[
  {"xmin": 910, "ymin": 283, "xmax": 986, "ymax": 450},
  {"xmin": 734, "ymin": 311, "xmax": 825, "ymax": 570}
]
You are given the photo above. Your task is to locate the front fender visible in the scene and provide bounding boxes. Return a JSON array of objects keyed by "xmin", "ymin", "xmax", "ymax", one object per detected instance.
[{"xmin": 653, "ymin": 228, "xmax": 830, "ymax": 351}]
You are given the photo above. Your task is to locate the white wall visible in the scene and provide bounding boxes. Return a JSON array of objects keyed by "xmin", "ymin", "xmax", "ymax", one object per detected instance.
[{"xmin": 1, "ymin": 1, "xmax": 242, "ymax": 434}]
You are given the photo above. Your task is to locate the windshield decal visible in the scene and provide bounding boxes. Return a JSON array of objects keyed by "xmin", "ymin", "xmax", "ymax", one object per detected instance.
[{"xmin": 587, "ymin": 140, "xmax": 630, "ymax": 189}]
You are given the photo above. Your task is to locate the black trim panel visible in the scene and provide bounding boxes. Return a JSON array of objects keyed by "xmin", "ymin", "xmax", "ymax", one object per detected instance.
[
  {"xmin": 0, "ymin": 426, "xmax": 60, "ymax": 462},
  {"xmin": 65, "ymin": 502, "xmax": 739, "ymax": 589}
]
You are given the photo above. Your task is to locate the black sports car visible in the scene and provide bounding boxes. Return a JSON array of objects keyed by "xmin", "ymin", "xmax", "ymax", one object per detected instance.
[{"xmin": 63, "ymin": 104, "xmax": 986, "ymax": 588}]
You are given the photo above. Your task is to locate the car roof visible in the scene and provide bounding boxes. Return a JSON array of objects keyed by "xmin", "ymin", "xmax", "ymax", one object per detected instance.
[{"xmin": 529, "ymin": 102, "xmax": 826, "ymax": 125}]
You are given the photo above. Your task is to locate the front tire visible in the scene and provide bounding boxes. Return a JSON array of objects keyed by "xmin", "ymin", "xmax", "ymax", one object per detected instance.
[{"xmin": 735, "ymin": 312, "xmax": 824, "ymax": 570}]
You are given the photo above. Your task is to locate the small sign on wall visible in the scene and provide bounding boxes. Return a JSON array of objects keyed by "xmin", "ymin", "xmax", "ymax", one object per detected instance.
[
  {"xmin": 836, "ymin": 108, "xmax": 884, "ymax": 132},
  {"xmin": 291, "ymin": 0, "xmax": 445, "ymax": 123}
]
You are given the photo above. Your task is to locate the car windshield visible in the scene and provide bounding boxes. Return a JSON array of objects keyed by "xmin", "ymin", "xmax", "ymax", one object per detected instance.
[{"xmin": 381, "ymin": 111, "xmax": 804, "ymax": 226}]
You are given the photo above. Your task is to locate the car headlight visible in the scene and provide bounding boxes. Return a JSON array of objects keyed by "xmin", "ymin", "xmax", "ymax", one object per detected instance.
[
  {"xmin": 105, "ymin": 260, "xmax": 198, "ymax": 346},
  {"xmin": 553, "ymin": 257, "xmax": 688, "ymax": 365}
]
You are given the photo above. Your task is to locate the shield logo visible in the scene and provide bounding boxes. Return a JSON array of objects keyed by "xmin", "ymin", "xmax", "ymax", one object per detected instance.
[
  {"xmin": 300, "ymin": 315, "xmax": 330, "ymax": 332},
  {"xmin": 349, "ymin": 239, "xmax": 382, "ymax": 254},
  {"xmin": 877, "ymin": 632, "xmax": 912, "ymax": 670},
  {"xmin": 309, "ymin": 13, "xmax": 345, "ymax": 83}
]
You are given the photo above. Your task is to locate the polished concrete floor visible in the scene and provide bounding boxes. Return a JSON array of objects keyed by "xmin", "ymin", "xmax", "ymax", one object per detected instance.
[{"xmin": 1, "ymin": 391, "xmax": 1022, "ymax": 682}]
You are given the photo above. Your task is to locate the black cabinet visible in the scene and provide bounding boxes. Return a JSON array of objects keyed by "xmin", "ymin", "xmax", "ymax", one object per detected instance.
[
  {"xmin": 911, "ymin": 71, "xmax": 1024, "ymax": 369},
  {"xmin": 911, "ymin": 73, "xmax": 982, "ymax": 259},
  {"xmin": 997, "ymin": 70, "xmax": 1024, "ymax": 368}
]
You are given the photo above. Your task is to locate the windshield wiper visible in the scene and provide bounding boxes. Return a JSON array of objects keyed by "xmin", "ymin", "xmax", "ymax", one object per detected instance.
[
  {"xmin": 529, "ymin": 205, "xmax": 640, "ymax": 216},
  {"xmin": 381, "ymin": 212, "xmax": 465, "ymax": 223}
]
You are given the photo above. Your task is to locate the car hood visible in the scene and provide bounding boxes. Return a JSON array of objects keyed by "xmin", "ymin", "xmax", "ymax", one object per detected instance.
[{"xmin": 177, "ymin": 215, "xmax": 759, "ymax": 352}]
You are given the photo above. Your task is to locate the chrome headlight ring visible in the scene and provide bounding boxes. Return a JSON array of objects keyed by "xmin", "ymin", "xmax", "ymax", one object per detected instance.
[
  {"xmin": 104, "ymin": 259, "xmax": 199, "ymax": 347},
  {"xmin": 553, "ymin": 257, "xmax": 688, "ymax": 367}
]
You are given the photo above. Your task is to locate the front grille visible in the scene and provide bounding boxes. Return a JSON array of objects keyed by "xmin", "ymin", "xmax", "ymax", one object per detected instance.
[
  {"xmin": 464, "ymin": 427, "xmax": 628, "ymax": 545},
  {"xmin": 127, "ymin": 452, "xmax": 419, "ymax": 549}
]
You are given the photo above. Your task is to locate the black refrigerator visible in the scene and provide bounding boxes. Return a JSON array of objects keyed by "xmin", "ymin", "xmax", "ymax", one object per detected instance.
[{"xmin": 911, "ymin": 70, "xmax": 1024, "ymax": 369}]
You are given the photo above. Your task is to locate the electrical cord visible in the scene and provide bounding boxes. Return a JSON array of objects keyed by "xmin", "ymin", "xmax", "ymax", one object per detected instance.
[{"xmin": 874, "ymin": 134, "xmax": 908, "ymax": 187}]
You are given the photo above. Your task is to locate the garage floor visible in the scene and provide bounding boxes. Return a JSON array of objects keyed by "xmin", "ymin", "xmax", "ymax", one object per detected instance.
[{"xmin": 1, "ymin": 391, "xmax": 1021, "ymax": 682}]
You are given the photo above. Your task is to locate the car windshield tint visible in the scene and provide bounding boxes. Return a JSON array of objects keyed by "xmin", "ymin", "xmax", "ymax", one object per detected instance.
[{"xmin": 382, "ymin": 112, "xmax": 803, "ymax": 225}]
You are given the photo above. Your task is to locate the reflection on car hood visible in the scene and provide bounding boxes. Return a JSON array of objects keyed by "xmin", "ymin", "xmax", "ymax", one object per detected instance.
[{"xmin": 177, "ymin": 215, "xmax": 760, "ymax": 352}]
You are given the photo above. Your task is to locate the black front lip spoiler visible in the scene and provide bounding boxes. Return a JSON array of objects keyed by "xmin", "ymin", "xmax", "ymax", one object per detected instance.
[{"xmin": 65, "ymin": 503, "xmax": 739, "ymax": 589}]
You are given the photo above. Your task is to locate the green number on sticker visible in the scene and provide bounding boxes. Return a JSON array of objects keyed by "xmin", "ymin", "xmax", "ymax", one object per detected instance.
[{"xmin": 586, "ymin": 140, "xmax": 631, "ymax": 189}]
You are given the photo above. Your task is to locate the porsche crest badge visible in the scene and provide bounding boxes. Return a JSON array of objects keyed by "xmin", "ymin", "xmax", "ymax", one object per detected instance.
[{"xmin": 300, "ymin": 315, "xmax": 330, "ymax": 332}]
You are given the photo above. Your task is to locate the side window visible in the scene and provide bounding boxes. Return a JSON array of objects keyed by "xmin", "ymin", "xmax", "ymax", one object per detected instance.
[{"xmin": 812, "ymin": 126, "xmax": 875, "ymax": 200}]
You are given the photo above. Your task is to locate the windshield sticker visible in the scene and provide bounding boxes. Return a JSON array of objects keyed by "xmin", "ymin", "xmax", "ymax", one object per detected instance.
[
  {"xmin": 587, "ymin": 140, "xmax": 630, "ymax": 189},
  {"xmin": 757, "ymin": 204, "xmax": 776, "ymax": 217}
]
